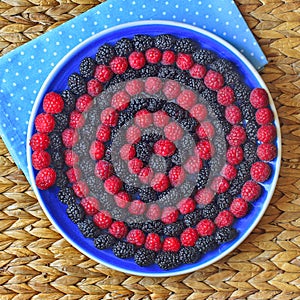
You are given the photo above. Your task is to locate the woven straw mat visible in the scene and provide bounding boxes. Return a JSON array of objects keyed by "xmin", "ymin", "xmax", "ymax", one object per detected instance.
[{"xmin": 0, "ymin": 0, "xmax": 299, "ymax": 299}]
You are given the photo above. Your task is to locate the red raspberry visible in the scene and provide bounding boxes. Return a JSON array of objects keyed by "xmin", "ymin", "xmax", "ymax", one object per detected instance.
[
  {"xmin": 221, "ymin": 164, "xmax": 237, "ymax": 181},
  {"xmin": 153, "ymin": 110, "xmax": 170, "ymax": 128},
  {"xmin": 144, "ymin": 77, "xmax": 163, "ymax": 94},
  {"xmin": 80, "ymin": 196, "xmax": 100, "ymax": 215},
  {"xmin": 257, "ymin": 143, "xmax": 277, "ymax": 161},
  {"xmin": 180, "ymin": 227, "xmax": 198, "ymax": 246},
  {"xmin": 195, "ymin": 140, "xmax": 215, "ymax": 160},
  {"xmin": 162, "ymin": 237, "xmax": 181, "ymax": 252},
  {"xmin": 183, "ymin": 155, "xmax": 203, "ymax": 174},
  {"xmin": 164, "ymin": 122, "xmax": 183, "ymax": 141},
  {"xmin": 189, "ymin": 64, "xmax": 206, "ymax": 79},
  {"xmin": 126, "ymin": 125, "xmax": 141, "ymax": 144},
  {"xmin": 30, "ymin": 132, "xmax": 50, "ymax": 151},
  {"xmin": 93, "ymin": 210, "xmax": 112, "ymax": 229},
  {"xmin": 95, "ymin": 160, "xmax": 113, "ymax": 180},
  {"xmin": 128, "ymin": 51, "xmax": 146, "ymax": 70},
  {"xmin": 126, "ymin": 229, "xmax": 145, "ymax": 246},
  {"xmin": 210, "ymin": 176, "xmax": 230, "ymax": 194},
  {"xmin": 230, "ymin": 198, "xmax": 248, "ymax": 218},
  {"xmin": 73, "ymin": 180, "xmax": 89, "ymax": 198},
  {"xmin": 134, "ymin": 109, "xmax": 153, "ymax": 128},
  {"xmin": 190, "ymin": 103, "xmax": 208, "ymax": 122},
  {"xmin": 111, "ymin": 90, "xmax": 130, "ymax": 111},
  {"xmin": 196, "ymin": 121, "xmax": 215, "ymax": 139},
  {"xmin": 138, "ymin": 167, "xmax": 154, "ymax": 184},
  {"xmin": 194, "ymin": 188, "xmax": 215, "ymax": 205},
  {"xmin": 100, "ymin": 107, "xmax": 118, "ymax": 127},
  {"xmin": 34, "ymin": 113, "xmax": 55, "ymax": 133},
  {"xmin": 128, "ymin": 200, "xmax": 147, "ymax": 215},
  {"xmin": 69, "ymin": 110, "xmax": 85, "ymax": 129},
  {"xmin": 153, "ymin": 139, "xmax": 176, "ymax": 157},
  {"xmin": 96, "ymin": 124, "xmax": 111, "ymax": 142},
  {"xmin": 32, "ymin": 150, "xmax": 51, "ymax": 170},
  {"xmin": 161, "ymin": 50, "xmax": 176, "ymax": 65},
  {"xmin": 196, "ymin": 219, "xmax": 215, "ymax": 237},
  {"xmin": 257, "ymin": 124, "xmax": 276, "ymax": 143},
  {"xmin": 94, "ymin": 65, "xmax": 113, "ymax": 83},
  {"xmin": 146, "ymin": 203, "xmax": 161, "ymax": 220},
  {"xmin": 161, "ymin": 206, "xmax": 179, "ymax": 224},
  {"xmin": 204, "ymin": 70, "xmax": 224, "ymax": 90},
  {"xmin": 176, "ymin": 53, "xmax": 194, "ymax": 70},
  {"xmin": 125, "ymin": 79, "xmax": 144, "ymax": 96},
  {"xmin": 35, "ymin": 167, "xmax": 56, "ymax": 190},
  {"xmin": 64, "ymin": 150, "xmax": 79, "ymax": 167},
  {"xmin": 241, "ymin": 180, "xmax": 261, "ymax": 202},
  {"xmin": 214, "ymin": 210, "xmax": 234, "ymax": 228},
  {"xmin": 66, "ymin": 167, "xmax": 81, "ymax": 183},
  {"xmin": 114, "ymin": 191, "xmax": 131, "ymax": 208},
  {"xmin": 120, "ymin": 144, "xmax": 136, "ymax": 161},
  {"xmin": 89, "ymin": 140, "xmax": 105, "ymax": 160},
  {"xmin": 128, "ymin": 158, "xmax": 143, "ymax": 175},
  {"xmin": 226, "ymin": 146, "xmax": 244, "ymax": 165},
  {"xmin": 250, "ymin": 88, "xmax": 269, "ymax": 109},
  {"xmin": 162, "ymin": 79, "xmax": 181, "ymax": 100},
  {"xmin": 250, "ymin": 161, "xmax": 271, "ymax": 182},
  {"xmin": 42, "ymin": 92, "xmax": 64, "ymax": 114},
  {"xmin": 145, "ymin": 48, "xmax": 162, "ymax": 64},
  {"xmin": 104, "ymin": 175, "xmax": 123, "ymax": 195},
  {"xmin": 225, "ymin": 105, "xmax": 242, "ymax": 125},
  {"xmin": 217, "ymin": 86, "xmax": 235, "ymax": 106},
  {"xmin": 255, "ymin": 108, "xmax": 274, "ymax": 125},
  {"xmin": 151, "ymin": 173, "xmax": 170, "ymax": 192},
  {"xmin": 76, "ymin": 94, "xmax": 93, "ymax": 112},
  {"xmin": 109, "ymin": 56, "xmax": 128, "ymax": 74},
  {"xmin": 177, "ymin": 197, "xmax": 196, "ymax": 215},
  {"xmin": 62, "ymin": 128, "xmax": 78, "ymax": 148},
  {"xmin": 177, "ymin": 89, "xmax": 197, "ymax": 110},
  {"xmin": 109, "ymin": 221, "xmax": 128, "ymax": 239},
  {"xmin": 226, "ymin": 125, "xmax": 247, "ymax": 146},
  {"xmin": 169, "ymin": 166, "xmax": 186, "ymax": 187},
  {"xmin": 87, "ymin": 78, "xmax": 103, "ymax": 97},
  {"xmin": 145, "ymin": 233, "xmax": 161, "ymax": 251}
]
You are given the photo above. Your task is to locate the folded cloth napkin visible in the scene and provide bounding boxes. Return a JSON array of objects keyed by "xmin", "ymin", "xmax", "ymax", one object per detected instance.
[{"xmin": 0, "ymin": 0, "xmax": 267, "ymax": 182}]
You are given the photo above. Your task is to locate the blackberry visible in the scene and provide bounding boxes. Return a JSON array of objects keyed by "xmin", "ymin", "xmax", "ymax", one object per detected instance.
[
  {"xmin": 111, "ymin": 129, "xmax": 124, "ymax": 147},
  {"xmin": 142, "ymin": 220, "xmax": 164, "ymax": 234},
  {"xmin": 55, "ymin": 171, "xmax": 68, "ymax": 188},
  {"xmin": 134, "ymin": 248, "xmax": 156, "ymax": 267},
  {"xmin": 113, "ymin": 159, "xmax": 127, "ymax": 177},
  {"xmin": 68, "ymin": 73, "xmax": 86, "ymax": 95},
  {"xmin": 158, "ymin": 65, "xmax": 178, "ymax": 80},
  {"xmin": 246, "ymin": 120, "xmax": 259, "ymax": 143},
  {"xmin": 50, "ymin": 150, "xmax": 64, "ymax": 169},
  {"xmin": 227, "ymin": 177, "xmax": 244, "ymax": 197},
  {"xmin": 73, "ymin": 139, "xmax": 89, "ymax": 157},
  {"xmin": 128, "ymin": 97, "xmax": 148, "ymax": 113},
  {"xmin": 158, "ymin": 188, "xmax": 180, "ymax": 207},
  {"xmin": 135, "ymin": 141, "xmax": 153, "ymax": 163},
  {"xmin": 179, "ymin": 247, "xmax": 201, "ymax": 264},
  {"xmin": 58, "ymin": 187, "xmax": 76, "ymax": 205},
  {"xmin": 178, "ymin": 134, "xmax": 196, "ymax": 153},
  {"xmin": 107, "ymin": 75, "xmax": 122, "ymax": 88},
  {"xmin": 86, "ymin": 176, "xmax": 103, "ymax": 195},
  {"xmin": 61, "ymin": 90, "xmax": 76, "ymax": 113},
  {"xmin": 215, "ymin": 193, "xmax": 233, "ymax": 210},
  {"xmin": 207, "ymin": 101, "xmax": 224, "ymax": 121},
  {"xmin": 238, "ymin": 100, "xmax": 256, "ymax": 121},
  {"xmin": 94, "ymin": 233, "xmax": 116, "ymax": 250},
  {"xmin": 155, "ymin": 251, "xmax": 180, "ymax": 270},
  {"xmin": 237, "ymin": 161, "xmax": 251, "ymax": 181},
  {"xmin": 126, "ymin": 215, "xmax": 145, "ymax": 230},
  {"xmin": 139, "ymin": 187, "xmax": 157, "ymax": 203},
  {"xmin": 146, "ymin": 97, "xmax": 165, "ymax": 113},
  {"xmin": 133, "ymin": 34, "xmax": 153, "ymax": 52},
  {"xmin": 49, "ymin": 131, "xmax": 63, "ymax": 151},
  {"xmin": 202, "ymin": 203, "xmax": 219, "ymax": 220},
  {"xmin": 94, "ymin": 91, "xmax": 111, "ymax": 109},
  {"xmin": 149, "ymin": 155, "xmax": 167, "ymax": 173},
  {"xmin": 179, "ymin": 181, "xmax": 196, "ymax": 198},
  {"xmin": 54, "ymin": 113, "xmax": 69, "ymax": 133},
  {"xmin": 187, "ymin": 77, "xmax": 205, "ymax": 92},
  {"xmin": 154, "ymin": 34, "xmax": 176, "ymax": 50},
  {"xmin": 233, "ymin": 82, "xmax": 251, "ymax": 101},
  {"xmin": 214, "ymin": 119, "xmax": 231, "ymax": 136},
  {"xmin": 209, "ymin": 58, "xmax": 234, "ymax": 74},
  {"xmin": 111, "ymin": 207, "xmax": 127, "ymax": 221},
  {"xmin": 207, "ymin": 157, "xmax": 223, "ymax": 177},
  {"xmin": 78, "ymin": 218, "xmax": 100, "ymax": 238},
  {"xmin": 163, "ymin": 220, "xmax": 185, "ymax": 236},
  {"xmin": 124, "ymin": 173, "xmax": 141, "ymax": 190},
  {"xmin": 115, "ymin": 38, "xmax": 134, "ymax": 57},
  {"xmin": 179, "ymin": 117, "xmax": 198, "ymax": 132},
  {"xmin": 215, "ymin": 226, "xmax": 237, "ymax": 244},
  {"xmin": 196, "ymin": 166, "xmax": 210, "ymax": 189},
  {"xmin": 199, "ymin": 88, "xmax": 217, "ymax": 104},
  {"xmin": 195, "ymin": 235, "xmax": 218, "ymax": 253},
  {"xmin": 124, "ymin": 182, "xmax": 139, "ymax": 195},
  {"xmin": 175, "ymin": 70, "xmax": 189, "ymax": 85},
  {"xmin": 141, "ymin": 129, "xmax": 162, "ymax": 145},
  {"xmin": 171, "ymin": 150, "xmax": 185, "ymax": 166},
  {"xmin": 80, "ymin": 57, "xmax": 96, "ymax": 78},
  {"xmin": 121, "ymin": 68, "xmax": 140, "ymax": 81},
  {"xmin": 174, "ymin": 38, "xmax": 197, "ymax": 54},
  {"xmin": 224, "ymin": 70, "xmax": 241, "ymax": 86},
  {"xmin": 99, "ymin": 193, "xmax": 114, "ymax": 211},
  {"xmin": 104, "ymin": 145, "xmax": 112, "ymax": 162},
  {"xmin": 115, "ymin": 110, "xmax": 133, "ymax": 129},
  {"xmin": 183, "ymin": 209, "xmax": 202, "ymax": 227},
  {"xmin": 163, "ymin": 102, "xmax": 188, "ymax": 121},
  {"xmin": 139, "ymin": 64, "xmax": 160, "ymax": 77},
  {"xmin": 81, "ymin": 124, "xmax": 97, "ymax": 138},
  {"xmin": 243, "ymin": 141, "xmax": 258, "ymax": 163},
  {"xmin": 192, "ymin": 49, "xmax": 217, "ymax": 65},
  {"xmin": 66, "ymin": 202, "xmax": 85, "ymax": 224},
  {"xmin": 164, "ymin": 157, "xmax": 173, "ymax": 173},
  {"xmin": 213, "ymin": 135, "xmax": 227, "ymax": 156},
  {"xmin": 95, "ymin": 43, "xmax": 115, "ymax": 65}
]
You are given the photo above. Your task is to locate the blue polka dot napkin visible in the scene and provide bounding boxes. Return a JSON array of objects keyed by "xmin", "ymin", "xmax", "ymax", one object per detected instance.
[{"xmin": 0, "ymin": 0, "xmax": 267, "ymax": 182}]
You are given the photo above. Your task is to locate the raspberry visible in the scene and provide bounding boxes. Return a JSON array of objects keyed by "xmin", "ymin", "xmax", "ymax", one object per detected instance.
[
  {"xmin": 204, "ymin": 70, "xmax": 224, "ymax": 90},
  {"xmin": 217, "ymin": 86, "xmax": 235, "ymax": 106},
  {"xmin": 125, "ymin": 79, "xmax": 144, "ymax": 96},
  {"xmin": 162, "ymin": 237, "xmax": 181, "ymax": 252},
  {"xmin": 94, "ymin": 65, "xmax": 113, "ymax": 83},
  {"xmin": 35, "ymin": 167, "xmax": 56, "ymax": 190},
  {"xmin": 95, "ymin": 160, "xmax": 113, "ymax": 180},
  {"xmin": 80, "ymin": 196, "xmax": 100, "ymax": 215},
  {"xmin": 221, "ymin": 164, "xmax": 237, "ymax": 181},
  {"xmin": 190, "ymin": 103, "xmax": 208, "ymax": 122},
  {"xmin": 146, "ymin": 203, "xmax": 162, "ymax": 220},
  {"xmin": 153, "ymin": 110, "xmax": 170, "ymax": 128},
  {"xmin": 210, "ymin": 176, "xmax": 230, "ymax": 194},
  {"xmin": 138, "ymin": 167, "xmax": 154, "ymax": 184},
  {"xmin": 66, "ymin": 167, "xmax": 81, "ymax": 183},
  {"xmin": 226, "ymin": 146, "xmax": 244, "ymax": 165},
  {"xmin": 230, "ymin": 197, "xmax": 248, "ymax": 218},
  {"xmin": 257, "ymin": 143, "xmax": 277, "ymax": 161},
  {"xmin": 145, "ymin": 233, "xmax": 162, "ymax": 251},
  {"xmin": 250, "ymin": 161, "xmax": 271, "ymax": 183},
  {"xmin": 151, "ymin": 173, "xmax": 170, "ymax": 192},
  {"xmin": 196, "ymin": 219, "xmax": 215, "ymax": 236},
  {"xmin": 196, "ymin": 121, "xmax": 215, "ymax": 139},
  {"xmin": 255, "ymin": 108, "xmax": 274, "ymax": 125},
  {"xmin": 72, "ymin": 180, "xmax": 89, "ymax": 198},
  {"xmin": 93, "ymin": 210, "xmax": 113, "ymax": 229},
  {"xmin": 134, "ymin": 109, "xmax": 153, "ymax": 128},
  {"xmin": 128, "ymin": 51, "xmax": 146, "ymax": 70},
  {"xmin": 62, "ymin": 128, "xmax": 78, "ymax": 148},
  {"xmin": 180, "ymin": 227, "xmax": 198, "ymax": 246},
  {"xmin": 96, "ymin": 124, "xmax": 111, "ymax": 142},
  {"xmin": 241, "ymin": 180, "xmax": 261, "ymax": 201},
  {"xmin": 31, "ymin": 150, "xmax": 51, "ymax": 170},
  {"xmin": 177, "ymin": 197, "xmax": 196, "ymax": 214},
  {"xmin": 214, "ymin": 210, "xmax": 234, "ymax": 228},
  {"xmin": 111, "ymin": 90, "xmax": 130, "ymax": 111},
  {"xmin": 169, "ymin": 166, "xmax": 186, "ymax": 187},
  {"xmin": 161, "ymin": 206, "xmax": 179, "ymax": 224},
  {"xmin": 145, "ymin": 48, "xmax": 162, "ymax": 64},
  {"xmin": 34, "ymin": 113, "xmax": 55, "ymax": 133},
  {"xmin": 225, "ymin": 105, "xmax": 242, "ymax": 125},
  {"xmin": 161, "ymin": 50, "xmax": 176, "ymax": 65},
  {"xmin": 89, "ymin": 140, "xmax": 105, "ymax": 160},
  {"xmin": 183, "ymin": 155, "xmax": 203, "ymax": 174},
  {"xmin": 109, "ymin": 221, "xmax": 128, "ymax": 239},
  {"xmin": 164, "ymin": 122, "xmax": 184, "ymax": 141},
  {"xmin": 126, "ymin": 125, "xmax": 142, "ymax": 144},
  {"xmin": 126, "ymin": 229, "xmax": 146, "ymax": 246},
  {"xmin": 114, "ymin": 191, "xmax": 131, "ymax": 208},
  {"xmin": 194, "ymin": 188, "xmax": 215, "ymax": 205},
  {"xmin": 189, "ymin": 64, "xmax": 206, "ymax": 79},
  {"xmin": 120, "ymin": 144, "xmax": 136, "ymax": 161},
  {"xmin": 87, "ymin": 78, "xmax": 103, "ymax": 97},
  {"xmin": 153, "ymin": 139, "xmax": 176, "ymax": 157},
  {"xmin": 195, "ymin": 140, "xmax": 215, "ymax": 160},
  {"xmin": 177, "ymin": 89, "xmax": 197, "ymax": 110},
  {"xmin": 100, "ymin": 107, "xmax": 118, "ymax": 127},
  {"xmin": 109, "ymin": 56, "xmax": 128, "ymax": 74},
  {"xmin": 69, "ymin": 110, "xmax": 84, "ymax": 129},
  {"xmin": 104, "ymin": 175, "xmax": 123, "ymax": 195},
  {"xmin": 250, "ymin": 88, "xmax": 269, "ymax": 109},
  {"xmin": 162, "ymin": 79, "xmax": 181, "ymax": 100},
  {"xmin": 76, "ymin": 94, "xmax": 93, "ymax": 112},
  {"xmin": 257, "ymin": 124, "xmax": 276, "ymax": 143},
  {"xmin": 226, "ymin": 125, "xmax": 247, "ymax": 146},
  {"xmin": 176, "ymin": 53, "xmax": 194, "ymax": 70},
  {"xmin": 43, "ymin": 92, "xmax": 64, "ymax": 114},
  {"xmin": 144, "ymin": 77, "xmax": 163, "ymax": 94},
  {"xmin": 128, "ymin": 158, "xmax": 144, "ymax": 174},
  {"xmin": 30, "ymin": 132, "xmax": 50, "ymax": 151}
]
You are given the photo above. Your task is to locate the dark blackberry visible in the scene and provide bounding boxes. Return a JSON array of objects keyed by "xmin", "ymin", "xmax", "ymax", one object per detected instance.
[
  {"xmin": 237, "ymin": 161, "xmax": 251, "ymax": 181},
  {"xmin": 121, "ymin": 68, "xmax": 140, "ymax": 80},
  {"xmin": 202, "ymin": 203, "xmax": 219, "ymax": 220},
  {"xmin": 115, "ymin": 110, "xmax": 133, "ymax": 129},
  {"xmin": 215, "ymin": 193, "xmax": 233, "ymax": 210},
  {"xmin": 115, "ymin": 38, "xmax": 134, "ymax": 57},
  {"xmin": 154, "ymin": 34, "xmax": 176, "ymax": 50},
  {"xmin": 164, "ymin": 157, "xmax": 173, "ymax": 174},
  {"xmin": 58, "ymin": 187, "xmax": 76, "ymax": 205},
  {"xmin": 174, "ymin": 38, "xmax": 197, "ymax": 54},
  {"xmin": 68, "ymin": 73, "xmax": 86, "ymax": 95},
  {"xmin": 61, "ymin": 90, "xmax": 76, "ymax": 113},
  {"xmin": 49, "ymin": 131, "xmax": 63, "ymax": 151},
  {"xmin": 179, "ymin": 247, "xmax": 201, "ymax": 264},
  {"xmin": 66, "ymin": 202, "xmax": 85, "ymax": 224},
  {"xmin": 195, "ymin": 235, "xmax": 218, "ymax": 253},
  {"xmin": 196, "ymin": 166, "xmax": 210, "ymax": 189},
  {"xmin": 95, "ymin": 43, "xmax": 115, "ymax": 65},
  {"xmin": 199, "ymin": 88, "xmax": 217, "ymax": 104},
  {"xmin": 163, "ymin": 102, "xmax": 188, "ymax": 121},
  {"xmin": 246, "ymin": 120, "xmax": 259, "ymax": 143},
  {"xmin": 149, "ymin": 155, "xmax": 167, "ymax": 173},
  {"xmin": 139, "ymin": 187, "xmax": 157, "ymax": 203},
  {"xmin": 224, "ymin": 70, "xmax": 241, "ymax": 86},
  {"xmin": 183, "ymin": 209, "xmax": 202, "ymax": 227},
  {"xmin": 234, "ymin": 82, "xmax": 251, "ymax": 101},
  {"xmin": 135, "ymin": 141, "xmax": 153, "ymax": 163},
  {"xmin": 134, "ymin": 248, "xmax": 156, "ymax": 267},
  {"xmin": 158, "ymin": 65, "xmax": 178, "ymax": 80},
  {"xmin": 244, "ymin": 141, "xmax": 258, "ymax": 163},
  {"xmin": 111, "ymin": 207, "xmax": 127, "ymax": 221},
  {"xmin": 139, "ymin": 64, "xmax": 160, "ymax": 77},
  {"xmin": 179, "ymin": 181, "xmax": 196, "ymax": 198},
  {"xmin": 171, "ymin": 150, "xmax": 185, "ymax": 166},
  {"xmin": 80, "ymin": 57, "xmax": 96, "ymax": 78},
  {"xmin": 141, "ymin": 129, "xmax": 162, "ymax": 145},
  {"xmin": 55, "ymin": 171, "xmax": 68, "ymax": 188},
  {"xmin": 214, "ymin": 119, "xmax": 231, "ymax": 136},
  {"xmin": 207, "ymin": 101, "xmax": 224, "ymax": 121},
  {"xmin": 187, "ymin": 78, "xmax": 205, "ymax": 92},
  {"xmin": 157, "ymin": 188, "xmax": 180, "ymax": 207},
  {"xmin": 104, "ymin": 145, "xmax": 112, "ymax": 162},
  {"xmin": 163, "ymin": 220, "xmax": 185, "ymax": 236},
  {"xmin": 124, "ymin": 182, "xmax": 139, "ymax": 195},
  {"xmin": 227, "ymin": 177, "xmax": 244, "ymax": 197},
  {"xmin": 50, "ymin": 150, "xmax": 64, "ymax": 169},
  {"xmin": 192, "ymin": 49, "xmax": 217, "ymax": 65},
  {"xmin": 155, "ymin": 251, "xmax": 180, "ymax": 270},
  {"xmin": 179, "ymin": 117, "xmax": 198, "ymax": 132},
  {"xmin": 238, "ymin": 100, "xmax": 256, "ymax": 121},
  {"xmin": 78, "ymin": 218, "xmax": 100, "ymax": 238},
  {"xmin": 54, "ymin": 113, "xmax": 69, "ymax": 133},
  {"xmin": 126, "ymin": 215, "xmax": 145, "ymax": 230},
  {"xmin": 133, "ymin": 34, "xmax": 153, "ymax": 52},
  {"xmin": 146, "ymin": 97, "xmax": 165, "ymax": 113},
  {"xmin": 128, "ymin": 97, "xmax": 148, "ymax": 113},
  {"xmin": 215, "ymin": 226, "xmax": 237, "ymax": 244},
  {"xmin": 142, "ymin": 220, "xmax": 164, "ymax": 234},
  {"xmin": 94, "ymin": 233, "xmax": 116, "ymax": 250},
  {"xmin": 73, "ymin": 139, "xmax": 89, "ymax": 157},
  {"xmin": 107, "ymin": 75, "xmax": 122, "ymax": 88},
  {"xmin": 175, "ymin": 70, "xmax": 189, "ymax": 85},
  {"xmin": 209, "ymin": 58, "xmax": 234, "ymax": 74}
]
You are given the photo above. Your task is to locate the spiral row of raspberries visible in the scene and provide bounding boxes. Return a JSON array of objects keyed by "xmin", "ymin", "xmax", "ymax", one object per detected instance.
[{"xmin": 29, "ymin": 34, "xmax": 277, "ymax": 270}]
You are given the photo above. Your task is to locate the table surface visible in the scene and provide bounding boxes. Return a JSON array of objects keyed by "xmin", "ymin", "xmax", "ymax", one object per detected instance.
[{"xmin": 0, "ymin": 0, "xmax": 299, "ymax": 299}]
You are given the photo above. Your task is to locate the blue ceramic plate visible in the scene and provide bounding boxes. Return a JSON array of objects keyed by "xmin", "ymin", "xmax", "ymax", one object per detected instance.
[{"xmin": 26, "ymin": 21, "xmax": 281, "ymax": 276}]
